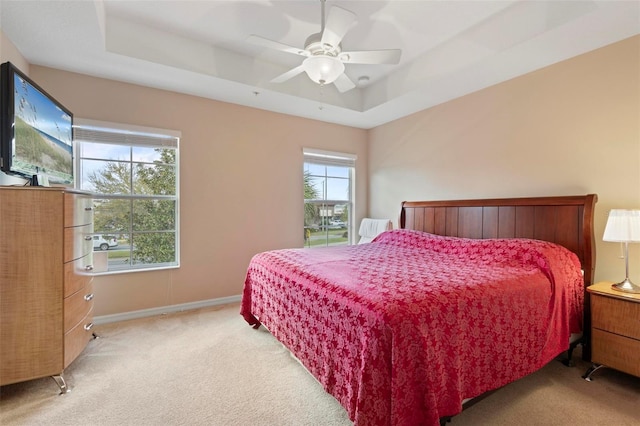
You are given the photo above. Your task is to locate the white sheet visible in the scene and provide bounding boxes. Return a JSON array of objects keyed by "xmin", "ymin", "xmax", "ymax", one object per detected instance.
[{"xmin": 358, "ymin": 218, "xmax": 392, "ymax": 244}]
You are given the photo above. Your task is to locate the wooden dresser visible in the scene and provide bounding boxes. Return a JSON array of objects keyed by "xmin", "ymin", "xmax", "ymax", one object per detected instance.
[
  {"xmin": 583, "ymin": 281, "xmax": 640, "ymax": 380},
  {"xmin": 0, "ymin": 186, "xmax": 95, "ymax": 392}
]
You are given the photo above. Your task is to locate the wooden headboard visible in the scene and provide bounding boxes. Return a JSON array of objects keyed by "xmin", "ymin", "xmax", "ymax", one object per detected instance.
[
  {"xmin": 400, "ymin": 194, "xmax": 598, "ymax": 361},
  {"xmin": 400, "ymin": 194, "xmax": 598, "ymax": 288}
]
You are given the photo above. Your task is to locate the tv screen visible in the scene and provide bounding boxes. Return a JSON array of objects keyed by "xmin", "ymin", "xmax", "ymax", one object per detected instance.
[{"xmin": 1, "ymin": 61, "xmax": 74, "ymax": 185}]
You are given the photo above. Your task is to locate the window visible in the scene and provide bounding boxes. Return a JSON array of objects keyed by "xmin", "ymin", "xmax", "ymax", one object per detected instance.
[
  {"xmin": 303, "ymin": 149, "xmax": 355, "ymax": 248},
  {"xmin": 74, "ymin": 119, "xmax": 180, "ymax": 273}
]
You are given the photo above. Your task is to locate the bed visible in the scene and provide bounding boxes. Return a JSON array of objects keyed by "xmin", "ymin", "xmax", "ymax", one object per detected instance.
[{"xmin": 241, "ymin": 194, "xmax": 597, "ymax": 426}]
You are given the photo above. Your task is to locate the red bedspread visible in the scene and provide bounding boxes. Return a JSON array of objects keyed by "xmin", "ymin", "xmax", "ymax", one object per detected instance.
[{"xmin": 241, "ymin": 229, "xmax": 583, "ymax": 426}]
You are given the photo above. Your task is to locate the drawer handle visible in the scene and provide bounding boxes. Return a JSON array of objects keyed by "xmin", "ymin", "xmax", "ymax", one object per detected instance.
[
  {"xmin": 85, "ymin": 265, "xmax": 94, "ymax": 271},
  {"xmin": 84, "ymin": 323, "xmax": 94, "ymax": 331},
  {"xmin": 84, "ymin": 236, "xmax": 92, "ymax": 241},
  {"xmin": 84, "ymin": 207, "xmax": 93, "ymax": 211},
  {"xmin": 84, "ymin": 293, "xmax": 94, "ymax": 301}
]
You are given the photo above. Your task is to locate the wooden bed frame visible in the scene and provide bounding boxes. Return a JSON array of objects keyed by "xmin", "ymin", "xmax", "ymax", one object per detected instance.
[
  {"xmin": 399, "ymin": 194, "xmax": 598, "ymax": 361},
  {"xmin": 242, "ymin": 194, "xmax": 598, "ymax": 425}
]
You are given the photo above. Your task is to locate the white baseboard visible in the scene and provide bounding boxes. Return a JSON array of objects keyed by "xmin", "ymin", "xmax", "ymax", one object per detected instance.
[{"xmin": 93, "ymin": 295, "xmax": 242, "ymax": 325}]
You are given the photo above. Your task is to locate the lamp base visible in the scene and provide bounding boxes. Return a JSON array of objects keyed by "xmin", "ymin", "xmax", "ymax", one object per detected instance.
[{"xmin": 611, "ymin": 278, "xmax": 640, "ymax": 294}]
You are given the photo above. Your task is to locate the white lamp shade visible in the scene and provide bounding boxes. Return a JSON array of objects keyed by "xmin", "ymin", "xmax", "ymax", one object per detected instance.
[
  {"xmin": 302, "ymin": 55, "xmax": 345, "ymax": 85},
  {"xmin": 603, "ymin": 209, "xmax": 640, "ymax": 242}
]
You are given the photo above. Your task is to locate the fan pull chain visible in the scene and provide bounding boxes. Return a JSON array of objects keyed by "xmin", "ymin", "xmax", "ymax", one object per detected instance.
[{"xmin": 318, "ymin": 83, "xmax": 325, "ymax": 110}]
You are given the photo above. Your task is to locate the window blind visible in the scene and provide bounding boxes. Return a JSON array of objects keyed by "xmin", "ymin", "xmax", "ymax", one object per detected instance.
[
  {"xmin": 303, "ymin": 148, "xmax": 356, "ymax": 168},
  {"xmin": 74, "ymin": 118, "xmax": 180, "ymax": 148}
]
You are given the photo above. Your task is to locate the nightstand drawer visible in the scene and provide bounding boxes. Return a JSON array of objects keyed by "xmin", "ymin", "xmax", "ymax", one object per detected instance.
[
  {"xmin": 591, "ymin": 329, "xmax": 640, "ymax": 377},
  {"xmin": 592, "ymin": 294, "xmax": 640, "ymax": 340}
]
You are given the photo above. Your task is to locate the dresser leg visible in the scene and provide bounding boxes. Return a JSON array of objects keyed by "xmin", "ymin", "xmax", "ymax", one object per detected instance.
[
  {"xmin": 582, "ymin": 363, "xmax": 605, "ymax": 381},
  {"xmin": 51, "ymin": 374, "xmax": 70, "ymax": 394}
]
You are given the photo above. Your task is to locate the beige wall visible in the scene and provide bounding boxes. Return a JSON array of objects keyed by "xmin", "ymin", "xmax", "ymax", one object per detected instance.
[
  {"xmin": 36, "ymin": 68, "xmax": 367, "ymax": 315},
  {"xmin": 369, "ymin": 35, "xmax": 640, "ymax": 285},
  {"xmin": 0, "ymin": 30, "xmax": 28, "ymax": 73}
]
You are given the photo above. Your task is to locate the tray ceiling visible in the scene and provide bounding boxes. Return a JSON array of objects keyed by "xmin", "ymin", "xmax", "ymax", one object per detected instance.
[{"xmin": 1, "ymin": 0, "xmax": 638, "ymax": 129}]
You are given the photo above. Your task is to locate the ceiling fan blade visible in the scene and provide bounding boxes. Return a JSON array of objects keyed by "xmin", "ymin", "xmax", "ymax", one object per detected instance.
[
  {"xmin": 339, "ymin": 49, "xmax": 402, "ymax": 65},
  {"xmin": 271, "ymin": 65, "xmax": 306, "ymax": 84},
  {"xmin": 321, "ymin": 6, "xmax": 357, "ymax": 50},
  {"xmin": 247, "ymin": 35, "xmax": 308, "ymax": 57},
  {"xmin": 333, "ymin": 73, "xmax": 356, "ymax": 93}
]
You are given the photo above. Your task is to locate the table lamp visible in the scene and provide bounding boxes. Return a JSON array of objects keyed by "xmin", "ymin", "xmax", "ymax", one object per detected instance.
[{"xmin": 602, "ymin": 209, "xmax": 640, "ymax": 293}]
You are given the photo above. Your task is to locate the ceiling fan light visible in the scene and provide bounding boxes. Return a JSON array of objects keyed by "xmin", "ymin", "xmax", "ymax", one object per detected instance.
[{"xmin": 302, "ymin": 55, "xmax": 345, "ymax": 85}]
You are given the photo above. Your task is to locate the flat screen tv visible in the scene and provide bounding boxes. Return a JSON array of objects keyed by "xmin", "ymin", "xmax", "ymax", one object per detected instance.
[{"xmin": 1, "ymin": 61, "xmax": 74, "ymax": 185}]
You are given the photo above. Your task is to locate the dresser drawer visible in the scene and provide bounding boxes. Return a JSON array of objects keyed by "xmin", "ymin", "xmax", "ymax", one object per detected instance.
[
  {"xmin": 591, "ymin": 329, "xmax": 640, "ymax": 377},
  {"xmin": 64, "ymin": 309, "xmax": 93, "ymax": 369},
  {"xmin": 64, "ymin": 284, "xmax": 94, "ymax": 332},
  {"xmin": 64, "ymin": 254, "xmax": 93, "ymax": 297},
  {"xmin": 64, "ymin": 194, "xmax": 93, "ymax": 227},
  {"xmin": 64, "ymin": 225, "xmax": 93, "ymax": 263},
  {"xmin": 592, "ymin": 294, "xmax": 640, "ymax": 340}
]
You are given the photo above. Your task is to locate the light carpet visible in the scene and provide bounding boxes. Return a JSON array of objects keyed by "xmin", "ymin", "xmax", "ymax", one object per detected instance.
[{"xmin": 1, "ymin": 303, "xmax": 638, "ymax": 425}]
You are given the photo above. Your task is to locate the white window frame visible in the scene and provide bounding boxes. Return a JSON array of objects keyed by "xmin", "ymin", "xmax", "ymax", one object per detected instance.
[
  {"xmin": 74, "ymin": 118, "xmax": 180, "ymax": 274},
  {"xmin": 303, "ymin": 148, "xmax": 356, "ymax": 247}
]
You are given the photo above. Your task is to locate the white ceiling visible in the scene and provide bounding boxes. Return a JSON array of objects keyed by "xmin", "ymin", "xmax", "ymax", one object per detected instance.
[{"xmin": 1, "ymin": 0, "xmax": 638, "ymax": 129}]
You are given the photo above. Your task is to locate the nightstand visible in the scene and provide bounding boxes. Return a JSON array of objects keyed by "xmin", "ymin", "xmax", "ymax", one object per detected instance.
[{"xmin": 583, "ymin": 281, "xmax": 640, "ymax": 381}]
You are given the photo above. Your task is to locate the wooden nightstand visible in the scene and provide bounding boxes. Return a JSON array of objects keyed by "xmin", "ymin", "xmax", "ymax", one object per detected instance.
[{"xmin": 583, "ymin": 281, "xmax": 640, "ymax": 381}]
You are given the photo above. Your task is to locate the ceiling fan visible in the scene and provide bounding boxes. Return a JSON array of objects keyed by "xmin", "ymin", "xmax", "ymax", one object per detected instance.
[{"xmin": 248, "ymin": 0, "xmax": 402, "ymax": 93}]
